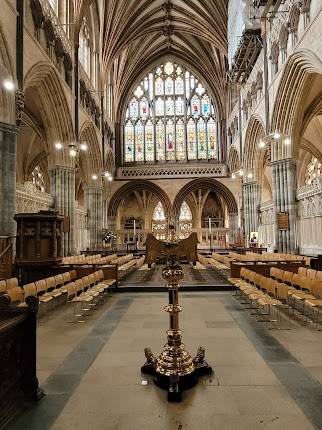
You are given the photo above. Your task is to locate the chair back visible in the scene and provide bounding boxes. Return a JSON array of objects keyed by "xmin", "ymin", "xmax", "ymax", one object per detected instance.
[
  {"xmin": 23, "ymin": 283, "xmax": 37, "ymax": 298},
  {"xmin": 6, "ymin": 277, "xmax": 18, "ymax": 290},
  {"xmin": 298, "ymin": 267, "xmax": 307, "ymax": 278}
]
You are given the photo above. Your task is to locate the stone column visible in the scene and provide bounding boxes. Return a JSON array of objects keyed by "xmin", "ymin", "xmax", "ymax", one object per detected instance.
[
  {"xmin": 50, "ymin": 166, "xmax": 75, "ymax": 256},
  {"xmin": 228, "ymin": 213, "xmax": 238, "ymax": 245},
  {"xmin": 242, "ymin": 181, "xmax": 261, "ymax": 242},
  {"xmin": 84, "ymin": 186, "xmax": 103, "ymax": 249},
  {"xmin": 271, "ymin": 159, "xmax": 297, "ymax": 253},
  {"xmin": 0, "ymin": 122, "xmax": 18, "ymax": 237}
]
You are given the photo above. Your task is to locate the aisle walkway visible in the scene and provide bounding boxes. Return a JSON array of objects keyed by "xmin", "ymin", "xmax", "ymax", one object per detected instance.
[{"xmin": 8, "ymin": 292, "xmax": 322, "ymax": 430}]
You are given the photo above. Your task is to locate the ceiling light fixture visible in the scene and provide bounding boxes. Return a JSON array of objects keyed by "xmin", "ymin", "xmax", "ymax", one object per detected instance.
[
  {"xmin": 284, "ymin": 138, "xmax": 291, "ymax": 145},
  {"xmin": 80, "ymin": 142, "xmax": 88, "ymax": 151},
  {"xmin": 3, "ymin": 79, "xmax": 15, "ymax": 91},
  {"xmin": 259, "ymin": 139, "xmax": 265, "ymax": 148},
  {"xmin": 55, "ymin": 142, "xmax": 63, "ymax": 150}
]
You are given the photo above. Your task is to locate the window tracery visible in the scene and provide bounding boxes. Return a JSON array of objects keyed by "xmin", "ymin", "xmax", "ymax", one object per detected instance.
[
  {"xmin": 152, "ymin": 202, "xmax": 167, "ymax": 240},
  {"xmin": 124, "ymin": 61, "xmax": 218, "ymax": 164}
]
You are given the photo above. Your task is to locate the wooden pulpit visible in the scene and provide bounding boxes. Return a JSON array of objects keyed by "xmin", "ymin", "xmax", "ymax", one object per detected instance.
[{"xmin": 14, "ymin": 211, "xmax": 64, "ymax": 266}]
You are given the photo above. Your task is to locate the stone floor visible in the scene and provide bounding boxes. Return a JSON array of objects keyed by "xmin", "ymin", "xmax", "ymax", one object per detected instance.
[{"xmin": 7, "ymin": 292, "xmax": 322, "ymax": 430}]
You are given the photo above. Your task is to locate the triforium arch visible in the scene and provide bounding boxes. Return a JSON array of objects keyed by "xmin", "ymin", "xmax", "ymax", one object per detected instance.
[
  {"xmin": 243, "ymin": 116, "xmax": 266, "ymax": 181},
  {"xmin": 173, "ymin": 179, "xmax": 238, "ymax": 216},
  {"xmin": 271, "ymin": 49, "xmax": 322, "ymax": 158},
  {"xmin": 24, "ymin": 61, "xmax": 75, "ymax": 166},
  {"xmin": 108, "ymin": 180, "xmax": 172, "ymax": 218},
  {"xmin": 79, "ymin": 121, "xmax": 103, "ymax": 184},
  {"xmin": 227, "ymin": 145, "xmax": 240, "ymax": 174}
]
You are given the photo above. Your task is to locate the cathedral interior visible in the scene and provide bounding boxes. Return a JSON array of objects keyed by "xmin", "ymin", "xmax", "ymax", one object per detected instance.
[{"xmin": 1, "ymin": 0, "xmax": 322, "ymax": 429}]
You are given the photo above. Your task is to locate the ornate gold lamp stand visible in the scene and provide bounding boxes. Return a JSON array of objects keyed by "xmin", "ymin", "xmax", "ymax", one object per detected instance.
[{"xmin": 141, "ymin": 229, "xmax": 212, "ymax": 402}]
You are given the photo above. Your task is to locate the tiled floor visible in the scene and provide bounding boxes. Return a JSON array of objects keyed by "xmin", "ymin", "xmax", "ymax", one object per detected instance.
[{"xmin": 8, "ymin": 292, "xmax": 322, "ymax": 430}]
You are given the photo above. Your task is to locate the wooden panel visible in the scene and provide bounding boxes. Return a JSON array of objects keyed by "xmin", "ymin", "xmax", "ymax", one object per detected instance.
[
  {"xmin": 0, "ymin": 237, "xmax": 13, "ymax": 280},
  {"xmin": 277, "ymin": 212, "xmax": 289, "ymax": 230}
]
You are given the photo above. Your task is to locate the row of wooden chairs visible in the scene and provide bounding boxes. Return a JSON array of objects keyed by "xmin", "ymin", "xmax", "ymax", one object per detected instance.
[
  {"xmin": 230, "ymin": 268, "xmax": 287, "ymax": 328},
  {"xmin": 1, "ymin": 270, "xmax": 116, "ymax": 317},
  {"xmin": 229, "ymin": 251, "xmax": 310, "ymax": 265},
  {"xmin": 111, "ymin": 254, "xmax": 134, "ymax": 267},
  {"xmin": 65, "ymin": 271, "xmax": 116, "ymax": 322},
  {"xmin": 62, "ymin": 254, "xmax": 117, "ymax": 265},
  {"xmin": 0, "ymin": 271, "xmax": 77, "ymax": 309},
  {"xmin": 230, "ymin": 267, "xmax": 322, "ymax": 328},
  {"xmin": 198, "ymin": 254, "xmax": 208, "ymax": 267}
]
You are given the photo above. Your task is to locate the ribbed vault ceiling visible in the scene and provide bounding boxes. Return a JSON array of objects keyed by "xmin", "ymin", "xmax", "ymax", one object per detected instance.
[{"xmin": 76, "ymin": 0, "xmax": 228, "ymax": 117}]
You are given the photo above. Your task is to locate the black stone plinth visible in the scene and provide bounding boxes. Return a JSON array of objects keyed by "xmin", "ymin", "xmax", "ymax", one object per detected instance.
[{"xmin": 141, "ymin": 362, "xmax": 213, "ymax": 402}]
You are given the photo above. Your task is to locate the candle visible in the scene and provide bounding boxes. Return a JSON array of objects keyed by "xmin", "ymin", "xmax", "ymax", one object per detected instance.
[
  {"xmin": 208, "ymin": 217, "xmax": 212, "ymax": 236},
  {"xmin": 133, "ymin": 219, "xmax": 136, "ymax": 237}
]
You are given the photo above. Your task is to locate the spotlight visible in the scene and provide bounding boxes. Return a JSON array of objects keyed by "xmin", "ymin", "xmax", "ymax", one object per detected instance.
[
  {"xmin": 108, "ymin": 176, "xmax": 113, "ymax": 182},
  {"xmin": 80, "ymin": 142, "xmax": 88, "ymax": 151},
  {"xmin": 239, "ymin": 169, "xmax": 244, "ymax": 176},
  {"xmin": 232, "ymin": 173, "xmax": 236, "ymax": 179},
  {"xmin": 259, "ymin": 139, "xmax": 265, "ymax": 148},
  {"xmin": 247, "ymin": 172, "xmax": 253, "ymax": 179},
  {"xmin": 92, "ymin": 174, "xmax": 98, "ymax": 180},
  {"xmin": 284, "ymin": 138, "xmax": 291, "ymax": 145},
  {"xmin": 55, "ymin": 142, "xmax": 63, "ymax": 150},
  {"xmin": 3, "ymin": 79, "xmax": 15, "ymax": 91},
  {"xmin": 273, "ymin": 131, "xmax": 281, "ymax": 139},
  {"xmin": 69, "ymin": 148, "xmax": 77, "ymax": 157},
  {"xmin": 104, "ymin": 171, "xmax": 110, "ymax": 177}
]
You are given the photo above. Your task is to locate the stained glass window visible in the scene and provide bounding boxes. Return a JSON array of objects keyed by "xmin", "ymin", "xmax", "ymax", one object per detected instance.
[
  {"xmin": 125, "ymin": 121, "xmax": 134, "ymax": 162},
  {"xmin": 145, "ymin": 120, "xmax": 154, "ymax": 162},
  {"xmin": 129, "ymin": 98, "xmax": 138, "ymax": 118},
  {"xmin": 140, "ymin": 97, "xmax": 149, "ymax": 118},
  {"xmin": 179, "ymin": 201, "xmax": 192, "ymax": 221},
  {"xmin": 197, "ymin": 118, "xmax": 207, "ymax": 159},
  {"xmin": 176, "ymin": 97, "xmax": 184, "ymax": 116},
  {"xmin": 156, "ymin": 120, "xmax": 165, "ymax": 161},
  {"xmin": 187, "ymin": 118, "xmax": 197, "ymax": 160},
  {"xmin": 135, "ymin": 121, "xmax": 144, "ymax": 162},
  {"xmin": 153, "ymin": 202, "xmax": 166, "ymax": 221},
  {"xmin": 176, "ymin": 119, "xmax": 185, "ymax": 161},
  {"xmin": 123, "ymin": 61, "xmax": 218, "ymax": 163},
  {"xmin": 166, "ymin": 119, "xmax": 175, "ymax": 161},
  {"xmin": 166, "ymin": 97, "xmax": 174, "ymax": 116},
  {"xmin": 207, "ymin": 118, "xmax": 217, "ymax": 159}
]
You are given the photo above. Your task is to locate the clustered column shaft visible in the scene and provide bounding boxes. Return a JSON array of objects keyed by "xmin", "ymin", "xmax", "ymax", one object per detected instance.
[
  {"xmin": 243, "ymin": 182, "xmax": 261, "ymax": 241},
  {"xmin": 271, "ymin": 159, "xmax": 297, "ymax": 253},
  {"xmin": 0, "ymin": 123, "xmax": 18, "ymax": 237},
  {"xmin": 50, "ymin": 166, "xmax": 75, "ymax": 256},
  {"xmin": 84, "ymin": 187, "xmax": 103, "ymax": 248}
]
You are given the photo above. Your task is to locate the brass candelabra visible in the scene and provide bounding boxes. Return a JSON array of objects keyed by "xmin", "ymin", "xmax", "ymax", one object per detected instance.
[{"xmin": 141, "ymin": 224, "xmax": 212, "ymax": 402}]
